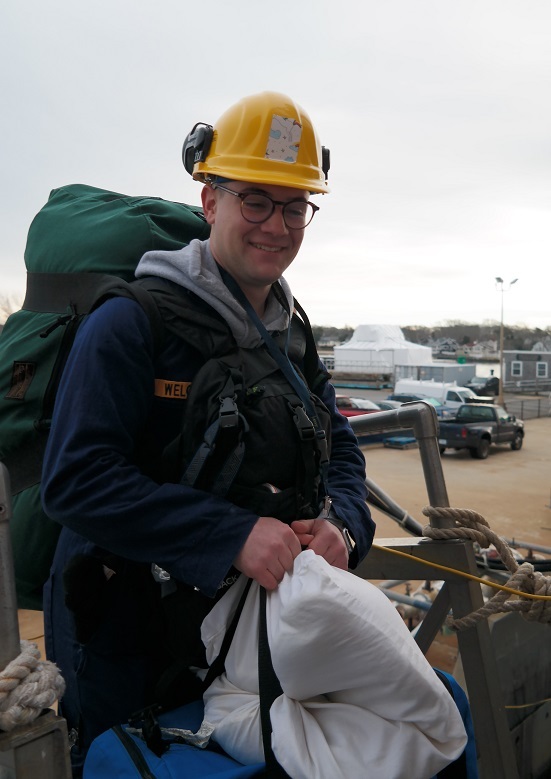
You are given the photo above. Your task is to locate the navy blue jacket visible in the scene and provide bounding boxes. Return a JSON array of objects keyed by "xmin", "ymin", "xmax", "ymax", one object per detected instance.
[{"xmin": 42, "ymin": 297, "xmax": 374, "ymax": 598}]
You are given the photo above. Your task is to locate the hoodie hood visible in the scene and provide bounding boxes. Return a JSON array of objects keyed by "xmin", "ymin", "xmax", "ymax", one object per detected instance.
[{"xmin": 135, "ymin": 239, "xmax": 294, "ymax": 347}]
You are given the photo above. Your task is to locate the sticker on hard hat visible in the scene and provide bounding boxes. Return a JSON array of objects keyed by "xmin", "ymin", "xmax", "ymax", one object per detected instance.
[{"xmin": 266, "ymin": 115, "xmax": 302, "ymax": 163}]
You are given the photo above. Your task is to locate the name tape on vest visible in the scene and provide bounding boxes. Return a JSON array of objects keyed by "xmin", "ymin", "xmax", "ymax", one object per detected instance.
[{"xmin": 154, "ymin": 379, "xmax": 191, "ymax": 400}]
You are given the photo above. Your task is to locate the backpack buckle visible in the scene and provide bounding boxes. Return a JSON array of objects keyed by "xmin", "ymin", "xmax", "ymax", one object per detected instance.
[
  {"xmin": 218, "ymin": 395, "xmax": 239, "ymax": 429},
  {"xmin": 128, "ymin": 704, "xmax": 168, "ymax": 756},
  {"xmin": 292, "ymin": 405, "xmax": 315, "ymax": 441}
]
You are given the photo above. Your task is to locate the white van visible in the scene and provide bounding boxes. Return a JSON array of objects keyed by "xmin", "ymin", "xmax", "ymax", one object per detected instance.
[{"xmin": 391, "ymin": 379, "xmax": 482, "ymax": 410}]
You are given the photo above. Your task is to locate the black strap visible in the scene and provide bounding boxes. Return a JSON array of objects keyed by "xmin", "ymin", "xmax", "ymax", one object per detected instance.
[
  {"xmin": 201, "ymin": 578, "xmax": 253, "ymax": 692},
  {"xmin": 23, "ymin": 271, "xmax": 123, "ymax": 314},
  {"xmin": 218, "ymin": 268, "xmax": 330, "ymax": 499},
  {"xmin": 22, "ymin": 271, "xmax": 166, "ymax": 353},
  {"xmin": 203, "ymin": 581, "xmax": 289, "ymax": 777},
  {"xmin": 258, "ymin": 587, "xmax": 290, "ymax": 779},
  {"xmin": 180, "ymin": 376, "xmax": 249, "ymax": 498}
]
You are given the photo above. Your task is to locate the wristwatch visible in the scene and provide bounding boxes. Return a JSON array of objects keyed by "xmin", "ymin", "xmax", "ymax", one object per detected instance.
[{"xmin": 325, "ymin": 516, "xmax": 356, "ymax": 556}]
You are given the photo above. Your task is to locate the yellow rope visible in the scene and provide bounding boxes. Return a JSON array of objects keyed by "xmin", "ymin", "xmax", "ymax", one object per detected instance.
[
  {"xmin": 371, "ymin": 543, "xmax": 551, "ymax": 601},
  {"xmin": 505, "ymin": 697, "xmax": 551, "ymax": 710},
  {"xmin": 372, "ymin": 542, "xmax": 551, "ymax": 712}
]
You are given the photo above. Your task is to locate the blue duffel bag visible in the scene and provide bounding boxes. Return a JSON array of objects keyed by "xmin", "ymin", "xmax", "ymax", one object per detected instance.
[
  {"xmin": 83, "ymin": 584, "xmax": 285, "ymax": 779},
  {"xmin": 83, "ymin": 699, "xmax": 265, "ymax": 779}
]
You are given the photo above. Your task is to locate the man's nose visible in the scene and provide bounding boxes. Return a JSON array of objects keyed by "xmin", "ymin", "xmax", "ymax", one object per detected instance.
[{"xmin": 260, "ymin": 205, "xmax": 289, "ymax": 234}]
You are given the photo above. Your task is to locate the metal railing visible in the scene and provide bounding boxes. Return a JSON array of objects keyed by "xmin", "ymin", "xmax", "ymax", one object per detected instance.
[
  {"xmin": 503, "ymin": 378, "xmax": 551, "ymax": 394},
  {"xmin": 505, "ymin": 396, "xmax": 551, "ymax": 419}
]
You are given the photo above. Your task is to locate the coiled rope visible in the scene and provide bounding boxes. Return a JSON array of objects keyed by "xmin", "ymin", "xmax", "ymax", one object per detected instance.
[
  {"xmin": 0, "ymin": 640, "xmax": 65, "ymax": 732},
  {"xmin": 422, "ymin": 506, "xmax": 551, "ymax": 630}
]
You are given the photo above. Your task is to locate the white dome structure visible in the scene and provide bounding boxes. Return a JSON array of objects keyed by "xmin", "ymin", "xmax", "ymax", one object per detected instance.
[{"xmin": 333, "ymin": 324, "xmax": 433, "ymax": 375}]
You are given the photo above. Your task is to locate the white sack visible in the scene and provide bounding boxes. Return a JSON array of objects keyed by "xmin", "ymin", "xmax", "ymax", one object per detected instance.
[{"xmin": 202, "ymin": 550, "xmax": 467, "ymax": 779}]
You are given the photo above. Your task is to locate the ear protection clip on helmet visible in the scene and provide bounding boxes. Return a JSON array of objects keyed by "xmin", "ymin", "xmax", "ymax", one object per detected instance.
[
  {"xmin": 182, "ymin": 123, "xmax": 214, "ymax": 176},
  {"xmin": 321, "ymin": 147, "xmax": 330, "ymax": 182}
]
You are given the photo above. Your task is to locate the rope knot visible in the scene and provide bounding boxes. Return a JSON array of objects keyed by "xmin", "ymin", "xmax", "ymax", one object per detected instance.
[
  {"xmin": 421, "ymin": 506, "xmax": 551, "ymax": 630},
  {"xmin": 0, "ymin": 640, "xmax": 65, "ymax": 732}
]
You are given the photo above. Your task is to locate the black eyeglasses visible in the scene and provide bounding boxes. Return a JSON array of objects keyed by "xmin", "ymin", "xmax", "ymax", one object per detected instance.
[{"xmin": 211, "ymin": 182, "xmax": 319, "ymax": 229}]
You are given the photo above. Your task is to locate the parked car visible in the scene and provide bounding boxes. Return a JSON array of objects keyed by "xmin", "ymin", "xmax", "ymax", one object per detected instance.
[
  {"xmin": 335, "ymin": 395, "xmax": 382, "ymax": 417},
  {"xmin": 386, "ymin": 393, "xmax": 454, "ymax": 418},
  {"xmin": 438, "ymin": 403, "xmax": 524, "ymax": 459},
  {"xmin": 375, "ymin": 400, "xmax": 404, "ymax": 411},
  {"xmin": 463, "ymin": 375, "xmax": 500, "ymax": 396}
]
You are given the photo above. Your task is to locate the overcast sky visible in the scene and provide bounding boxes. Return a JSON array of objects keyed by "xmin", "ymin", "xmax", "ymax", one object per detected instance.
[{"xmin": 2, "ymin": 0, "xmax": 550, "ymax": 329}]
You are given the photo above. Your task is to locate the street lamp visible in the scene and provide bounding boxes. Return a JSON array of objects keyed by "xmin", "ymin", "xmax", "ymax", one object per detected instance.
[{"xmin": 495, "ymin": 277, "xmax": 518, "ymax": 405}]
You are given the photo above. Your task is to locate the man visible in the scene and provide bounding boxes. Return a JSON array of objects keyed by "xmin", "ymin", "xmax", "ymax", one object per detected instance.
[{"xmin": 42, "ymin": 91, "xmax": 374, "ymax": 774}]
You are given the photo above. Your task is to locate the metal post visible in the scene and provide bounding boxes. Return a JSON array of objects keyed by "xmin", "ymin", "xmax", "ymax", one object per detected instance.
[
  {"xmin": 0, "ymin": 462, "xmax": 73, "ymax": 778},
  {"xmin": 0, "ymin": 463, "xmax": 21, "ymax": 671},
  {"xmin": 495, "ymin": 277, "xmax": 518, "ymax": 406}
]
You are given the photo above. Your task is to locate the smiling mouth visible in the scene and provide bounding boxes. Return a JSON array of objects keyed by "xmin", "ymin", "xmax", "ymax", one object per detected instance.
[{"xmin": 251, "ymin": 243, "xmax": 284, "ymax": 253}]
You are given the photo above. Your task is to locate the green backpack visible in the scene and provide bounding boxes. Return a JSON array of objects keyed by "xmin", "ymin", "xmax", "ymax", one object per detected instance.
[{"xmin": 0, "ymin": 183, "xmax": 210, "ymax": 609}]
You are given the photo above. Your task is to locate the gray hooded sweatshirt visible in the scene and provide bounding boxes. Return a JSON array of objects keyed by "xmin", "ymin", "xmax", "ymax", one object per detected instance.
[{"xmin": 135, "ymin": 239, "xmax": 294, "ymax": 348}]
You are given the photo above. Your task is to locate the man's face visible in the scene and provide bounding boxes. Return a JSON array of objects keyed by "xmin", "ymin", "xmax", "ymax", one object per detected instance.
[{"xmin": 201, "ymin": 180, "xmax": 308, "ymax": 296}]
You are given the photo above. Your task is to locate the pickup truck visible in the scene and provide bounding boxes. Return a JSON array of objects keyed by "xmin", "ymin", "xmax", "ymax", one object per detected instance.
[{"xmin": 438, "ymin": 403, "xmax": 524, "ymax": 459}]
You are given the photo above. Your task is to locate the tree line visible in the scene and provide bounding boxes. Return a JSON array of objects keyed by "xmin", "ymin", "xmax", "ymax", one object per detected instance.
[
  {"xmin": 313, "ymin": 321, "xmax": 551, "ymax": 352},
  {"xmin": 1, "ymin": 296, "xmax": 549, "ymax": 353}
]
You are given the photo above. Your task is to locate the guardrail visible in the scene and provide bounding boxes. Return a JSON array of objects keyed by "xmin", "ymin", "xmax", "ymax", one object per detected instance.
[{"xmin": 503, "ymin": 379, "xmax": 551, "ymax": 394}]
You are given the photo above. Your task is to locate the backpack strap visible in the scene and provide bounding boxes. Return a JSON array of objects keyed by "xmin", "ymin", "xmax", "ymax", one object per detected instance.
[
  {"xmin": 23, "ymin": 271, "xmax": 167, "ymax": 355},
  {"xmin": 292, "ymin": 297, "xmax": 329, "ymax": 393},
  {"xmin": 270, "ymin": 281, "xmax": 329, "ymax": 394},
  {"xmin": 219, "ymin": 268, "xmax": 330, "ymax": 502},
  {"xmin": 23, "ymin": 271, "xmax": 124, "ymax": 314},
  {"xmin": 179, "ymin": 371, "xmax": 249, "ymax": 497},
  {"xmin": 95, "ymin": 277, "xmax": 166, "ymax": 355}
]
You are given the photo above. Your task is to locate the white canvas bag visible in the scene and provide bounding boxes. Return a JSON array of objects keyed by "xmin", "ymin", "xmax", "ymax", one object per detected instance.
[{"xmin": 202, "ymin": 550, "xmax": 467, "ymax": 779}]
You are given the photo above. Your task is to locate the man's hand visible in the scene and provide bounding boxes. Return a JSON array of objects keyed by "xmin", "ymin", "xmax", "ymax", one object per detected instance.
[
  {"xmin": 291, "ymin": 518, "xmax": 349, "ymax": 571},
  {"xmin": 233, "ymin": 516, "xmax": 302, "ymax": 590}
]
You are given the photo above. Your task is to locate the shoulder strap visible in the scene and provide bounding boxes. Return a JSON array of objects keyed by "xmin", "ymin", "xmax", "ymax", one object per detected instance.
[
  {"xmin": 292, "ymin": 297, "xmax": 329, "ymax": 393},
  {"xmin": 219, "ymin": 269, "xmax": 330, "ymax": 499},
  {"xmin": 270, "ymin": 281, "xmax": 328, "ymax": 393},
  {"xmin": 131, "ymin": 276, "xmax": 236, "ymax": 358},
  {"xmin": 95, "ymin": 278, "xmax": 167, "ymax": 355}
]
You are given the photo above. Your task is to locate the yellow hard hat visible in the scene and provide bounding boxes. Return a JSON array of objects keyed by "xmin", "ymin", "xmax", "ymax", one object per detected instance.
[{"xmin": 182, "ymin": 91, "xmax": 330, "ymax": 194}]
